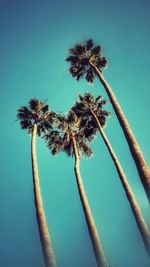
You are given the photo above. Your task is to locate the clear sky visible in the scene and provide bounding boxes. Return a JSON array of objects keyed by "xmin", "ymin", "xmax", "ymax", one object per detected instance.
[{"xmin": 0, "ymin": 0, "xmax": 150, "ymax": 267}]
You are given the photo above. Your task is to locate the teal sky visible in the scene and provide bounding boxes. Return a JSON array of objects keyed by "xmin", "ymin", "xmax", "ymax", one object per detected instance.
[{"xmin": 0, "ymin": 0, "xmax": 150, "ymax": 266}]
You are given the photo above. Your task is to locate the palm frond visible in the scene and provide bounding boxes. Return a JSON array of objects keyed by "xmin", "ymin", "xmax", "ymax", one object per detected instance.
[
  {"xmin": 75, "ymin": 43, "xmax": 85, "ymax": 54},
  {"xmin": 29, "ymin": 98, "xmax": 39, "ymax": 111},
  {"xmin": 20, "ymin": 120, "xmax": 31, "ymax": 129},
  {"xmin": 41, "ymin": 104, "xmax": 49, "ymax": 113},
  {"xmin": 67, "ymin": 110, "xmax": 78, "ymax": 124},
  {"xmin": 83, "ymin": 127, "xmax": 97, "ymax": 142},
  {"xmin": 63, "ymin": 141, "xmax": 74, "ymax": 157},
  {"xmin": 37, "ymin": 125, "xmax": 41, "ymax": 136},
  {"xmin": 95, "ymin": 96, "xmax": 102, "ymax": 102},
  {"xmin": 77, "ymin": 139, "xmax": 93, "ymax": 157},
  {"xmin": 86, "ymin": 39, "xmax": 94, "ymax": 50},
  {"xmin": 98, "ymin": 57, "xmax": 108, "ymax": 68},
  {"xmin": 17, "ymin": 106, "xmax": 32, "ymax": 119},
  {"xmin": 92, "ymin": 45, "xmax": 102, "ymax": 55},
  {"xmin": 85, "ymin": 69, "xmax": 94, "ymax": 83},
  {"xmin": 66, "ymin": 56, "xmax": 78, "ymax": 64}
]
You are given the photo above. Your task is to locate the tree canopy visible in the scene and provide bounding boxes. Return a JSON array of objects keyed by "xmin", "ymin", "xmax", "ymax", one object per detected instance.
[{"xmin": 66, "ymin": 39, "xmax": 107, "ymax": 83}]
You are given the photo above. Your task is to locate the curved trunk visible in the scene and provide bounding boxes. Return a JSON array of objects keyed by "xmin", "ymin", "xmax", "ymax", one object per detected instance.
[
  {"xmin": 31, "ymin": 124, "xmax": 57, "ymax": 267},
  {"xmin": 89, "ymin": 61, "xmax": 150, "ymax": 204},
  {"xmin": 90, "ymin": 110, "xmax": 150, "ymax": 256},
  {"xmin": 72, "ymin": 136, "xmax": 108, "ymax": 267}
]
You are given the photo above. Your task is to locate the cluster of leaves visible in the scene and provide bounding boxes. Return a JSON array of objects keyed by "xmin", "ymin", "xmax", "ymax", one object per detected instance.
[
  {"xmin": 17, "ymin": 98, "xmax": 55, "ymax": 136},
  {"xmin": 71, "ymin": 93, "xmax": 110, "ymax": 141},
  {"xmin": 66, "ymin": 39, "xmax": 108, "ymax": 83},
  {"xmin": 45, "ymin": 111, "xmax": 93, "ymax": 158}
]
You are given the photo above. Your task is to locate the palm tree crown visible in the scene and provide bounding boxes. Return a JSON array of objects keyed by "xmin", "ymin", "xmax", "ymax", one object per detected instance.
[
  {"xmin": 66, "ymin": 39, "xmax": 107, "ymax": 83},
  {"xmin": 17, "ymin": 98, "xmax": 54, "ymax": 136},
  {"xmin": 45, "ymin": 111, "xmax": 93, "ymax": 158},
  {"xmin": 71, "ymin": 93, "xmax": 110, "ymax": 139}
]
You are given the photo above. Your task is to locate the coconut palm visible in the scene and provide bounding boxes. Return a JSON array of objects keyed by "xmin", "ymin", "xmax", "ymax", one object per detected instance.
[
  {"xmin": 45, "ymin": 111, "xmax": 109, "ymax": 267},
  {"xmin": 72, "ymin": 93, "xmax": 150, "ymax": 256},
  {"xmin": 66, "ymin": 39, "xmax": 150, "ymax": 203},
  {"xmin": 17, "ymin": 98, "xmax": 57, "ymax": 267}
]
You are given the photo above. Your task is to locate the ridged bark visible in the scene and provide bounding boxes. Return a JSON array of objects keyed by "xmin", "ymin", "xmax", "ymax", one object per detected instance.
[
  {"xmin": 89, "ymin": 61, "xmax": 150, "ymax": 204},
  {"xmin": 90, "ymin": 110, "xmax": 150, "ymax": 256},
  {"xmin": 31, "ymin": 124, "xmax": 57, "ymax": 267},
  {"xmin": 72, "ymin": 136, "xmax": 108, "ymax": 267}
]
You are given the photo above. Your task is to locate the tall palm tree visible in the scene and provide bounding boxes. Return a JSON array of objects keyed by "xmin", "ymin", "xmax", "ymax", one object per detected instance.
[
  {"xmin": 72, "ymin": 93, "xmax": 150, "ymax": 256},
  {"xmin": 45, "ymin": 111, "xmax": 109, "ymax": 267},
  {"xmin": 66, "ymin": 39, "xmax": 150, "ymax": 203},
  {"xmin": 17, "ymin": 98, "xmax": 57, "ymax": 267}
]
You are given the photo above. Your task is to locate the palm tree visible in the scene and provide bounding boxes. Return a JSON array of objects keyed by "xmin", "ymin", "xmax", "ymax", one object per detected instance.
[
  {"xmin": 45, "ymin": 111, "xmax": 109, "ymax": 267},
  {"xmin": 72, "ymin": 93, "xmax": 150, "ymax": 256},
  {"xmin": 17, "ymin": 98, "xmax": 57, "ymax": 267},
  {"xmin": 66, "ymin": 39, "xmax": 150, "ymax": 203}
]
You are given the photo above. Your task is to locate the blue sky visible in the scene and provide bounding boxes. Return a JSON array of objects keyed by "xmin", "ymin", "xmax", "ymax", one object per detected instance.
[{"xmin": 0, "ymin": 0, "xmax": 150, "ymax": 267}]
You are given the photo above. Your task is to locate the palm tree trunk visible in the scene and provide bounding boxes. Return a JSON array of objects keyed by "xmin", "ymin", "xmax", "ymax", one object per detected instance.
[
  {"xmin": 90, "ymin": 110, "xmax": 150, "ymax": 256},
  {"xmin": 72, "ymin": 135, "xmax": 108, "ymax": 267},
  {"xmin": 31, "ymin": 124, "xmax": 57, "ymax": 267},
  {"xmin": 89, "ymin": 61, "xmax": 150, "ymax": 204}
]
